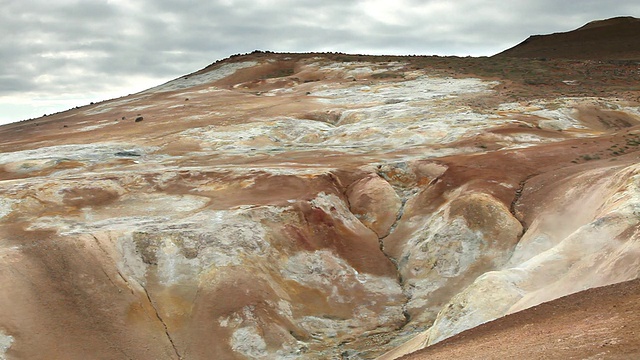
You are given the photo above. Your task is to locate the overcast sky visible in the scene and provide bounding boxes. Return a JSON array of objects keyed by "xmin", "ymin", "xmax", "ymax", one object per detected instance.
[{"xmin": 1, "ymin": 0, "xmax": 639, "ymax": 124}]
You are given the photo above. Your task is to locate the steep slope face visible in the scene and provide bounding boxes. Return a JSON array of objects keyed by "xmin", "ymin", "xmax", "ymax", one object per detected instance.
[
  {"xmin": 0, "ymin": 52, "xmax": 639, "ymax": 359},
  {"xmin": 399, "ymin": 278, "xmax": 640, "ymax": 360},
  {"xmin": 379, "ymin": 150, "xmax": 640, "ymax": 358},
  {"xmin": 494, "ymin": 16, "xmax": 640, "ymax": 59}
]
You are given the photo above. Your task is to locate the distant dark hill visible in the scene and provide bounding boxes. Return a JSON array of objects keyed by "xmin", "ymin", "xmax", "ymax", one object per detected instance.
[{"xmin": 494, "ymin": 16, "xmax": 640, "ymax": 60}]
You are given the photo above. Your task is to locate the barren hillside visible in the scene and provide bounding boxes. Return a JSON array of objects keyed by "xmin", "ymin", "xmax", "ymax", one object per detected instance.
[
  {"xmin": 1, "ymin": 18, "xmax": 640, "ymax": 360},
  {"xmin": 400, "ymin": 278, "xmax": 640, "ymax": 360},
  {"xmin": 494, "ymin": 16, "xmax": 640, "ymax": 59}
]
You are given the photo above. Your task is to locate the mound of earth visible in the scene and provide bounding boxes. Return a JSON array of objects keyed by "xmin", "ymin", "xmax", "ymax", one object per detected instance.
[{"xmin": 494, "ymin": 16, "xmax": 640, "ymax": 60}]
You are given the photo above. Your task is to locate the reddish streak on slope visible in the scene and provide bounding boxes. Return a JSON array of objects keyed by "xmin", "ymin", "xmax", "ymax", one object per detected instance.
[{"xmin": 401, "ymin": 278, "xmax": 640, "ymax": 360}]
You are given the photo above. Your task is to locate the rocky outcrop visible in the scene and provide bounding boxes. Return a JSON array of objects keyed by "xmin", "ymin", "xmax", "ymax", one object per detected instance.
[
  {"xmin": 394, "ymin": 191, "xmax": 523, "ymax": 326},
  {"xmin": 378, "ymin": 147, "xmax": 640, "ymax": 359},
  {"xmin": 346, "ymin": 174, "xmax": 402, "ymax": 238}
]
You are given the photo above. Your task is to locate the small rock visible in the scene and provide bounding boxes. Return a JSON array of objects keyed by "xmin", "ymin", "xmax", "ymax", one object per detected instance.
[{"xmin": 114, "ymin": 151, "xmax": 141, "ymax": 157}]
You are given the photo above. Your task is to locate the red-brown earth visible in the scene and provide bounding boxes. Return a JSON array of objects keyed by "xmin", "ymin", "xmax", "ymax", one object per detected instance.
[{"xmin": 400, "ymin": 278, "xmax": 640, "ymax": 360}]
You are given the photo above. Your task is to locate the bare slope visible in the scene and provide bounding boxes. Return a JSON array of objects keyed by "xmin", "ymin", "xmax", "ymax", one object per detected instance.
[
  {"xmin": 494, "ymin": 16, "xmax": 640, "ymax": 60},
  {"xmin": 400, "ymin": 278, "xmax": 640, "ymax": 360}
]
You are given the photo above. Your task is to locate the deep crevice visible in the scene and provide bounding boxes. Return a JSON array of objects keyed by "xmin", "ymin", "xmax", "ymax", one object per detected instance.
[
  {"xmin": 510, "ymin": 173, "xmax": 538, "ymax": 234},
  {"xmin": 331, "ymin": 170, "xmax": 412, "ymax": 327},
  {"xmin": 379, "ymin": 196, "xmax": 408, "ymax": 243},
  {"xmin": 90, "ymin": 234, "xmax": 135, "ymax": 295},
  {"xmin": 378, "ymin": 193, "xmax": 414, "ymax": 328},
  {"xmin": 142, "ymin": 286, "xmax": 182, "ymax": 360}
]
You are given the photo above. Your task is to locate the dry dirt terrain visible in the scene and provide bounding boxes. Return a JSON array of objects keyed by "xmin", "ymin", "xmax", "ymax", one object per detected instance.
[
  {"xmin": 400, "ymin": 278, "xmax": 640, "ymax": 360},
  {"xmin": 0, "ymin": 17, "xmax": 639, "ymax": 360}
]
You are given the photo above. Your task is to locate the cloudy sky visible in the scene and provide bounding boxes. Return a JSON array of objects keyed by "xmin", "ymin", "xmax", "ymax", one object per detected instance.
[{"xmin": 1, "ymin": 0, "xmax": 639, "ymax": 124}]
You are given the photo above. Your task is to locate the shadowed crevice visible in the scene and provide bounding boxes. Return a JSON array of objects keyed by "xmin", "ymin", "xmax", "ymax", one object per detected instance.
[{"xmin": 141, "ymin": 286, "xmax": 182, "ymax": 360}]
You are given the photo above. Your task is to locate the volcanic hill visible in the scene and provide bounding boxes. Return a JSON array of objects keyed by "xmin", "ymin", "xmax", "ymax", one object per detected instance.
[
  {"xmin": 495, "ymin": 16, "xmax": 640, "ymax": 60},
  {"xmin": 0, "ymin": 17, "xmax": 639, "ymax": 360}
]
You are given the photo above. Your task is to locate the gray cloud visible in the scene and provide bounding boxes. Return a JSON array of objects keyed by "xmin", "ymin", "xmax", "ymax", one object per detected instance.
[{"xmin": 1, "ymin": 0, "xmax": 639, "ymax": 122}]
